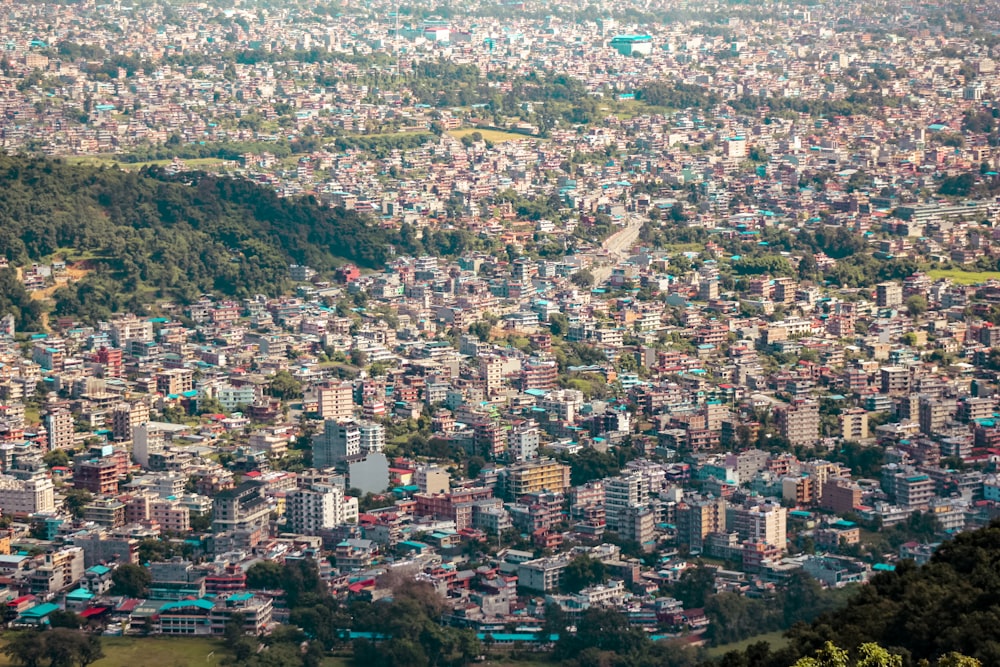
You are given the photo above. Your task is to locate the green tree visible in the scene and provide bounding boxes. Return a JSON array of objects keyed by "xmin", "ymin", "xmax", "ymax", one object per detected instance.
[
  {"xmin": 246, "ymin": 560, "xmax": 284, "ymax": 590},
  {"xmin": 3, "ymin": 631, "xmax": 46, "ymax": 667},
  {"xmin": 906, "ymin": 294, "xmax": 928, "ymax": 318},
  {"xmin": 43, "ymin": 448, "xmax": 70, "ymax": 468},
  {"xmin": 63, "ymin": 489, "xmax": 93, "ymax": 518},
  {"xmin": 111, "ymin": 563, "xmax": 151, "ymax": 597},
  {"xmin": 561, "ymin": 554, "xmax": 607, "ymax": 593},
  {"xmin": 269, "ymin": 370, "xmax": 303, "ymax": 400},
  {"xmin": 570, "ymin": 269, "xmax": 595, "ymax": 288}
]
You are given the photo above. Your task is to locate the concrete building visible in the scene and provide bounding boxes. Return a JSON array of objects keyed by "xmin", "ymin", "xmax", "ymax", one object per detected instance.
[
  {"xmin": 498, "ymin": 459, "xmax": 571, "ymax": 500},
  {"xmin": 313, "ymin": 419, "xmax": 360, "ymax": 468},
  {"xmin": 879, "ymin": 366, "xmax": 910, "ymax": 396},
  {"xmin": 0, "ymin": 469, "xmax": 55, "ymax": 516},
  {"xmin": 507, "ymin": 420, "xmax": 540, "ymax": 462},
  {"xmin": 840, "ymin": 408, "xmax": 869, "ymax": 440},
  {"xmin": 317, "ymin": 382, "xmax": 354, "ymax": 420},
  {"xmin": 677, "ymin": 495, "xmax": 727, "ymax": 551},
  {"xmin": 729, "ymin": 502, "xmax": 787, "ymax": 550},
  {"xmin": 211, "ymin": 482, "xmax": 270, "ymax": 535},
  {"xmin": 775, "ymin": 399, "xmax": 820, "ymax": 446},
  {"xmin": 604, "ymin": 473, "xmax": 646, "ymax": 532},
  {"xmin": 919, "ymin": 396, "xmax": 951, "ymax": 436},
  {"xmin": 876, "ymin": 282, "xmax": 903, "ymax": 308},
  {"xmin": 45, "ymin": 409, "xmax": 74, "ymax": 451},
  {"xmin": 413, "ymin": 465, "xmax": 450, "ymax": 494},
  {"xmin": 286, "ymin": 483, "xmax": 358, "ymax": 534}
]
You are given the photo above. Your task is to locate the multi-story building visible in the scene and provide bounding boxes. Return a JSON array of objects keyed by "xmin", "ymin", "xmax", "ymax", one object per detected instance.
[
  {"xmin": 317, "ymin": 381, "xmax": 354, "ymax": 420},
  {"xmin": 919, "ymin": 396, "xmax": 951, "ymax": 436},
  {"xmin": 775, "ymin": 399, "xmax": 820, "ymax": 446},
  {"xmin": 840, "ymin": 408, "xmax": 869, "ymax": 440},
  {"xmin": 286, "ymin": 483, "xmax": 358, "ymax": 534},
  {"xmin": 45, "ymin": 409, "xmax": 75, "ymax": 451},
  {"xmin": 605, "ymin": 473, "xmax": 646, "ymax": 532},
  {"xmin": 211, "ymin": 481, "xmax": 270, "ymax": 535},
  {"xmin": 880, "ymin": 366, "xmax": 910, "ymax": 396},
  {"xmin": 677, "ymin": 495, "xmax": 727, "ymax": 551},
  {"xmin": 728, "ymin": 502, "xmax": 787, "ymax": 550},
  {"xmin": 30, "ymin": 547, "xmax": 85, "ymax": 594},
  {"xmin": 313, "ymin": 419, "xmax": 361, "ymax": 468},
  {"xmin": 358, "ymin": 421, "xmax": 385, "ymax": 454},
  {"xmin": 876, "ymin": 282, "xmax": 903, "ymax": 308},
  {"xmin": 112, "ymin": 401, "xmax": 149, "ymax": 441},
  {"xmin": 821, "ymin": 479, "xmax": 863, "ymax": 514},
  {"xmin": 507, "ymin": 420, "xmax": 540, "ymax": 462},
  {"xmin": 0, "ymin": 468, "xmax": 55, "ymax": 516},
  {"xmin": 498, "ymin": 459, "xmax": 571, "ymax": 500}
]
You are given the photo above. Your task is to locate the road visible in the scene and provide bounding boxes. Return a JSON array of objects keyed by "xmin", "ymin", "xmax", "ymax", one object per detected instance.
[{"xmin": 591, "ymin": 214, "xmax": 645, "ymax": 285}]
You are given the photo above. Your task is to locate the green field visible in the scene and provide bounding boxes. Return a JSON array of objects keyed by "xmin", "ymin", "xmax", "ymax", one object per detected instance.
[
  {"xmin": 64, "ymin": 156, "xmax": 230, "ymax": 171},
  {"xmin": 0, "ymin": 636, "xmax": 227, "ymax": 667},
  {"xmin": 927, "ymin": 268, "xmax": 1000, "ymax": 285},
  {"xmin": 706, "ymin": 630, "xmax": 790, "ymax": 657},
  {"xmin": 449, "ymin": 128, "xmax": 541, "ymax": 143}
]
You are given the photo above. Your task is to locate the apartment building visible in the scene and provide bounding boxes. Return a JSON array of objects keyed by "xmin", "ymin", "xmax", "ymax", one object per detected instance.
[{"xmin": 775, "ymin": 399, "xmax": 820, "ymax": 446}]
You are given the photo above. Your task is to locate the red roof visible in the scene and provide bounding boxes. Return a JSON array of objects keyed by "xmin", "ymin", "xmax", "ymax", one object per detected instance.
[
  {"xmin": 116, "ymin": 598, "xmax": 143, "ymax": 613},
  {"xmin": 80, "ymin": 607, "xmax": 109, "ymax": 618},
  {"xmin": 8, "ymin": 595, "xmax": 35, "ymax": 607}
]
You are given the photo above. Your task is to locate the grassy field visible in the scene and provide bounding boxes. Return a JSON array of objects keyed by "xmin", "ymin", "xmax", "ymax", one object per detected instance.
[
  {"xmin": 0, "ymin": 637, "xmax": 227, "ymax": 667},
  {"xmin": 64, "ymin": 156, "xmax": 230, "ymax": 171},
  {"xmin": 449, "ymin": 128, "xmax": 540, "ymax": 143},
  {"xmin": 928, "ymin": 268, "xmax": 1000, "ymax": 285},
  {"xmin": 705, "ymin": 630, "xmax": 790, "ymax": 657}
]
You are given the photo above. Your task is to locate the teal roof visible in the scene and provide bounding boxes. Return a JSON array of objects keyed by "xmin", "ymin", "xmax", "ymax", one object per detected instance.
[
  {"xmin": 21, "ymin": 603, "xmax": 59, "ymax": 619},
  {"xmin": 67, "ymin": 588, "xmax": 94, "ymax": 600},
  {"xmin": 159, "ymin": 599, "xmax": 214, "ymax": 612}
]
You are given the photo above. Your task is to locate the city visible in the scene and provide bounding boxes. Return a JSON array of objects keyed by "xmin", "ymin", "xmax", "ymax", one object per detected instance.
[{"xmin": 0, "ymin": 0, "xmax": 999, "ymax": 666}]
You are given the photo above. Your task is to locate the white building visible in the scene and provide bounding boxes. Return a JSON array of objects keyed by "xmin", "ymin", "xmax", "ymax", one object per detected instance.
[
  {"xmin": 0, "ymin": 471, "xmax": 55, "ymax": 516},
  {"xmin": 286, "ymin": 483, "xmax": 358, "ymax": 534}
]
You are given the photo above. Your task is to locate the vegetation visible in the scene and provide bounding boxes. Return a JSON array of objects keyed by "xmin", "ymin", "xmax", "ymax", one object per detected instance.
[{"xmin": 0, "ymin": 155, "xmax": 393, "ymax": 322}]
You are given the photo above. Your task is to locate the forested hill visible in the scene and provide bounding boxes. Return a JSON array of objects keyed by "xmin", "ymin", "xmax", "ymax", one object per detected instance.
[
  {"xmin": 0, "ymin": 155, "xmax": 391, "ymax": 322},
  {"xmin": 726, "ymin": 520, "xmax": 1000, "ymax": 667}
]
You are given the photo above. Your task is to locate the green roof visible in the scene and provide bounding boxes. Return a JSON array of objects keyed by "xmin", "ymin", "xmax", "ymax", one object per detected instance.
[
  {"xmin": 159, "ymin": 599, "xmax": 214, "ymax": 612},
  {"xmin": 21, "ymin": 603, "xmax": 59, "ymax": 619}
]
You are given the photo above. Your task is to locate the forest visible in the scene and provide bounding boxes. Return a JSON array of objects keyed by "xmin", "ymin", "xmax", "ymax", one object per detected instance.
[{"xmin": 0, "ymin": 155, "xmax": 393, "ymax": 323}]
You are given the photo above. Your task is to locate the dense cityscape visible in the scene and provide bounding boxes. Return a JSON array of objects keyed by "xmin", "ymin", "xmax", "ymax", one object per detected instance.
[{"xmin": 2, "ymin": 0, "xmax": 1000, "ymax": 666}]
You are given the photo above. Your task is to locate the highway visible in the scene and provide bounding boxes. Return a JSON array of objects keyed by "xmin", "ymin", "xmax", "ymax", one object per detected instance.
[{"xmin": 590, "ymin": 214, "xmax": 645, "ymax": 285}]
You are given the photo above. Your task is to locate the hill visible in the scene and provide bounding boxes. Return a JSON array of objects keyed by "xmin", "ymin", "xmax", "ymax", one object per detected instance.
[
  {"xmin": 0, "ymin": 155, "xmax": 392, "ymax": 323},
  {"xmin": 722, "ymin": 520, "xmax": 1000, "ymax": 667}
]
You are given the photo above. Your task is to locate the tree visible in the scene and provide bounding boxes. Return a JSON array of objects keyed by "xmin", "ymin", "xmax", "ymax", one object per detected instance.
[
  {"xmin": 549, "ymin": 312, "xmax": 570, "ymax": 337},
  {"xmin": 63, "ymin": 489, "xmax": 93, "ymax": 518},
  {"xmin": 189, "ymin": 511, "xmax": 212, "ymax": 532},
  {"xmin": 48, "ymin": 610, "xmax": 81, "ymax": 629},
  {"xmin": 246, "ymin": 560, "xmax": 284, "ymax": 590},
  {"xmin": 561, "ymin": 554, "xmax": 607, "ymax": 593},
  {"xmin": 3, "ymin": 631, "xmax": 46, "ymax": 667},
  {"xmin": 673, "ymin": 563, "xmax": 715, "ymax": 608},
  {"xmin": 793, "ymin": 642, "xmax": 903, "ymax": 667},
  {"xmin": 468, "ymin": 318, "xmax": 492, "ymax": 342},
  {"xmin": 268, "ymin": 370, "xmax": 302, "ymax": 400},
  {"xmin": 570, "ymin": 269, "xmax": 595, "ymax": 288},
  {"xmin": 43, "ymin": 448, "xmax": 70, "ymax": 468},
  {"xmin": 111, "ymin": 563, "xmax": 151, "ymax": 597},
  {"xmin": 906, "ymin": 294, "xmax": 928, "ymax": 318}
]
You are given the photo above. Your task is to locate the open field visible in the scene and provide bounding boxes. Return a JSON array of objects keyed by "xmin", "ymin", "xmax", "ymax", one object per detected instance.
[
  {"xmin": 0, "ymin": 637, "xmax": 227, "ymax": 667},
  {"xmin": 64, "ymin": 156, "xmax": 230, "ymax": 170},
  {"xmin": 705, "ymin": 630, "xmax": 790, "ymax": 657},
  {"xmin": 927, "ymin": 268, "xmax": 1000, "ymax": 285},
  {"xmin": 449, "ymin": 128, "xmax": 541, "ymax": 143}
]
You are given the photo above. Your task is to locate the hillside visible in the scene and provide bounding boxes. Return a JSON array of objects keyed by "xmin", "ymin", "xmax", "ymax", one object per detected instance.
[
  {"xmin": 722, "ymin": 520, "xmax": 1000, "ymax": 667},
  {"xmin": 0, "ymin": 155, "xmax": 391, "ymax": 323}
]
